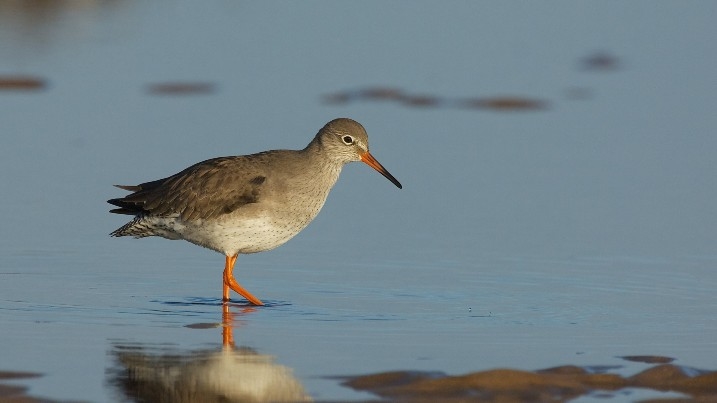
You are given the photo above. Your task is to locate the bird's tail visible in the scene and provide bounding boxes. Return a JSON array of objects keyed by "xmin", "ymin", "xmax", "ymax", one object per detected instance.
[{"xmin": 110, "ymin": 216, "xmax": 153, "ymax": 238}]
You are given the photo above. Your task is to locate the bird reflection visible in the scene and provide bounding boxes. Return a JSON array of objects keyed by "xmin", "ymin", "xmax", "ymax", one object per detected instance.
[{"xmin": 109, "ymin": 304, "xmax": 311, "ymax": 402}]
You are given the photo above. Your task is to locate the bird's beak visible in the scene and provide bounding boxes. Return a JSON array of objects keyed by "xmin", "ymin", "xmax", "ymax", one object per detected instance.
[{"xmin": 360, "ymin": 152, "xmax": 402, "ymax": 189}]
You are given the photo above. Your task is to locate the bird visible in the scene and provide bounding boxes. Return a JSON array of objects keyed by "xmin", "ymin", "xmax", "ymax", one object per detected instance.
[
  {"xmin": 108, "ymin": 118, "xmax": 402, "ymax": 306},
  {"xmin": 111, "ymin": 342, "xmax": 311, "ymax": 402}
]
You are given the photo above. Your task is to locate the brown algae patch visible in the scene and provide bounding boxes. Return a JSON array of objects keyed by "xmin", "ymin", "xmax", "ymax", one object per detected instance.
[
  {"xmin": 621, "ymin": 355, "xmax": 675, "ymax": 364},
  {"xmin": 145, "ymin": 82, "xmax": 216, "ymax": 95},
  {"xmin": 457, "ymin": 96, "xmax": 549, "ymax": 111},
  {"xmin": 322, "ymin": 87, "xmax": 548, "ymax": 112},
  {"xmin": 579, "ymin": 50, "xmax": 622, "ymax": 71},
  {"xmin": 0, "ymin": 76, "xmax": 47, "ymax": 91},
  {"xmin": 342, "ymin": 363, "xmax": 717, "ymax": 402},
  {"xmin": 0, "ymin": 371, "xmax": 60, "ymax": 403}
]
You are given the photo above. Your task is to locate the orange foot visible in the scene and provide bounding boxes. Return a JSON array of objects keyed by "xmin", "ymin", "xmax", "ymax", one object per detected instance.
[{"xmin": 222, "ymin": 254, "xmax": 264, "ymax": 306}]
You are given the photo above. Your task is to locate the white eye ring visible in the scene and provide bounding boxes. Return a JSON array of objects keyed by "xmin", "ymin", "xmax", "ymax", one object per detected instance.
[{"xmin": 341, "ymin": 135, "xmax": 354, "ymax": 145}]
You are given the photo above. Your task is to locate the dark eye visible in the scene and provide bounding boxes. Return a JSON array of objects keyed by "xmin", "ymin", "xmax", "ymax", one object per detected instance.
[{"xmin": 342, "ymin": 135, "xmax": 354, "ymax": 145}]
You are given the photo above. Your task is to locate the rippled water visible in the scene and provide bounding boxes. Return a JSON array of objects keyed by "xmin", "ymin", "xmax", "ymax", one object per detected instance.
[{"xmin": 1, "ymin": 2, "xmax": 716, "ymax": 402}]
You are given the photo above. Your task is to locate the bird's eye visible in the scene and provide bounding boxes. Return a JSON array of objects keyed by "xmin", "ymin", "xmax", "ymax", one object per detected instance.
[{"xmin": 342, "ymin": 135, "xmax": 354, "ymax": 145}]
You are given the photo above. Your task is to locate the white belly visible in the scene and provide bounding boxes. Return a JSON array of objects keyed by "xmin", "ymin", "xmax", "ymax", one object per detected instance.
[{"xmin": 158, "ymin": 214, "xmax": 306, "ymax": 256}]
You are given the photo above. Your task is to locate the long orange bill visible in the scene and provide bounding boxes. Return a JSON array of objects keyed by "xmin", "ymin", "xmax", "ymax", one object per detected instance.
[{"xmin": 360, "ymin": 152, "xmax": 402, "ymax": 189}]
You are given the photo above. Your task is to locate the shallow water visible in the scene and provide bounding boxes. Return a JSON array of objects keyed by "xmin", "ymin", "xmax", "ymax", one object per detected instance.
[{"xmin": 1, "ymin": 2, "xmax": 716, "ymax": 402}]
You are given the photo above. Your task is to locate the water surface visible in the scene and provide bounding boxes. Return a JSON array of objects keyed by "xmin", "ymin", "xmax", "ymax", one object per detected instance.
[{"xmin": 1, "ymin": 2, "xmax": 716, "ymax": 402}]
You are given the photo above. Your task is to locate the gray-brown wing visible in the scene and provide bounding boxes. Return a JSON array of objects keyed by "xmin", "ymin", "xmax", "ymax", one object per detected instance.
[{"xmin": 108, "ymin": 156, "xmax": 268, "ymax": 221}]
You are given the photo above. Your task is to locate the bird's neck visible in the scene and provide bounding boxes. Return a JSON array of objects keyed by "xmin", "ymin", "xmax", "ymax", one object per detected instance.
[
  {"xmin": 298, "ymin": 139, "xmax": 343, "ymax": 187},
  {"xmin": 303, "ymin": 135, "xmax": 342, "ymax": 166}
]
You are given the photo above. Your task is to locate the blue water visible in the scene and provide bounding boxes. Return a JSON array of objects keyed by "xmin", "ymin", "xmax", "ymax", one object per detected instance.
[{"xmin": 1, "ymin": 2, "xmax": 716, "ymax": 401}]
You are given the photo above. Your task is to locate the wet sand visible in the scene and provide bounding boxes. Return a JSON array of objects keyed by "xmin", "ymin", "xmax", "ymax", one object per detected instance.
[
  {"xmin": 342, "ymin": 359, "xmax": 717, "ymax": 402},
  {"xmin": 0, "ymin": 371, "xmax": 55, "ymax": 403}
]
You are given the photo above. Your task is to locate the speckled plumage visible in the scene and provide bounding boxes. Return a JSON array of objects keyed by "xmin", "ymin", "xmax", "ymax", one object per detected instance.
[{"xmin": 108, "ymin": 118, "xmax": 401, "ymax": 305}]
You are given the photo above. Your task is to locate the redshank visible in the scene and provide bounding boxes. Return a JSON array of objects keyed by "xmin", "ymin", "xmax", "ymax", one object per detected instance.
[{"xmin": 108, "ymin": 118, "xmax": 401, "ymax": 306}]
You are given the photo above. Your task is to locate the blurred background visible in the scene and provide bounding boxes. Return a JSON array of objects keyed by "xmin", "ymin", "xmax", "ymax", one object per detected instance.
[{"xmin": 1, "ymin": 1, "xmax": 715, "ymax": 402}]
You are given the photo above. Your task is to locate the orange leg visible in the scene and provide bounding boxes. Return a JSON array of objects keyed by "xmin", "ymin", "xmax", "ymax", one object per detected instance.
[
  {"xmin": 222, "ymin": 303, "xmax": 234, "ymax": 346},
  {"xmin": 221, "ymin": 304, "xmax": 258, "ymax": 346},
  {"xmin": 222, "ymin": 254, "xmax": 264, "ymax": 306}
]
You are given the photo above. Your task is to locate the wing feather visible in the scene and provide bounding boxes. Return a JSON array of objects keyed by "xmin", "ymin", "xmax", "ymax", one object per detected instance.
[{"xmin": 107, "ymin": 155, "xmax": 268, "ymax": 220}]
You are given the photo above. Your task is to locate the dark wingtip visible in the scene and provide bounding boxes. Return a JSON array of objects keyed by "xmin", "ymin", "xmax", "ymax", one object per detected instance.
[{"xmin": 107, "ymin": 198, "xmax": 124, "ymax": 208}]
